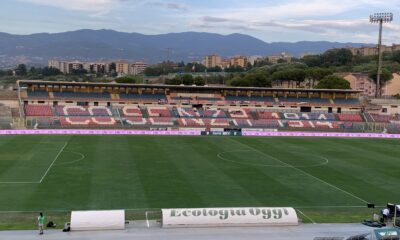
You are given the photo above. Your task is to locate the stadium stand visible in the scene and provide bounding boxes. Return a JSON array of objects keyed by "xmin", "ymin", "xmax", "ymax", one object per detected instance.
[
  {"xmin": 53, "ymin": 92, "xmax": 111, "ymax": 100},
  {"xmin": 201, "ymin": 108, "xmax": 227, "ymax": 118},
  {"xmin": 17, "ymin": 80, "xmax": 400, "ymax": 133},
  {"xmin": 27, "ymin": 91, "xmax": 50, "ymax": 98},
  {"xmin": 333, "ymin": 98, "xmax": 361, "ymax": 105},
  {"xmin": 0, "ymin": 105, "xmax": 13, "ymax": 129},
  {"xmin": 25, "ymin": 105, "xmax": 53, "ymax": 117},
  {"xmin": 337, "ymin": 113, "xmax": 363, "ymax": 122},
  {"xmin": 278, "ymin": 97, "xmax": 331, "ymax": 105},
  {"xmin": 120, "ymin": 93, "xmax": 166, "ymax": 100},
  {"xmin": 59, "ymin": 117, "xmax": 116, "ymax": 126}
]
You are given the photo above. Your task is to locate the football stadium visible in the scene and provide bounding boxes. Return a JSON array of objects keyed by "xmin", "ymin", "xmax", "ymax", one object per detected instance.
[{"xmin": 0, "ymin": 80, "xmax": 399, "ymax": 239}]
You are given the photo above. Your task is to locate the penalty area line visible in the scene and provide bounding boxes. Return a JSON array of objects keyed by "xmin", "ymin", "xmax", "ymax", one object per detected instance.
[
  {"xmin": 0, "ymin": 142, "xmax": 68, "ymax": 184},
  {"xmin": 39, "ymin": 141, "xmax": 68, "ymax": 183}
]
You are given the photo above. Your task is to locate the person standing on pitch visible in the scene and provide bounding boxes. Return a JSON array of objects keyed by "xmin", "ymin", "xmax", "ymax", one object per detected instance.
[{"xmin": 37, "ymin": 212, "xmax": 45, "ymax": 235}]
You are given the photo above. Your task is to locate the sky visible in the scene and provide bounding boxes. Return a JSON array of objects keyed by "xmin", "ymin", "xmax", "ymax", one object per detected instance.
[{"xmin": 0, "ymin": 0, "xmax": 399, "ymax": 44}]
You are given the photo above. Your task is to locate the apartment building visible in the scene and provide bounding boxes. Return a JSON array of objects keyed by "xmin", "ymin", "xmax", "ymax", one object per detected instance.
[
  {"xmin": 203, "ymin": 54, "xmax": 222, "ymax": 68},
  {"xmin": 48, "ymin": 60, "xmax": 148, "ymax": 75},
  {"xmin": 342, "ymin": 73, "xmax": 400, "ymax": 97},
  {"xmin": 348, "ymin": 44, "xmax": 400, "ymax": 57},
  {"xmin": 267, "ymin": 52, "xmax": 293, "ymax": 64},
  {"xmin": 115, "ymin": 61, "xmax": 129, "ymax": 75},
  {"xmin": 230, "ymin": 55, "xmax": 248, "ymax": 68},
  {"xmin": 129, "ymin": 62, "xmax": 148, "ymax": 75}
]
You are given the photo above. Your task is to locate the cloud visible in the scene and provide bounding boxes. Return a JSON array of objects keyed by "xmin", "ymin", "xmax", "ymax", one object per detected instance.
[
  {"xmin": 19, "ymin": 0, "xmax": 129, "ymax": 13},
  {"xmin": 187, "ymin": 0, "xmax": 400, "ymax": 43},
  {"xmin": 202, "ymin": 16, "xmax": 230, "ymax": 23},
  {"xmin": 148, "ymin": 1, "xmax": 189, "ymax": 11}
]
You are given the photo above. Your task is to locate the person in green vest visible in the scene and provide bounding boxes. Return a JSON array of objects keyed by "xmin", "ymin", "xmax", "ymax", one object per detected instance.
[{"xmin": 37, "ymin": 212, "xmax": 45, "ymax": 235}]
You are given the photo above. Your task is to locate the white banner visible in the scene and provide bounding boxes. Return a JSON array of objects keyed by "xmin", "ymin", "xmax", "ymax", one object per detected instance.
[
  {"xmin": 162, "ymin": 207, "xmax": 298, "ymax": 228},
  {"xmin": 70, "ymin": 210, "xmax": 125, "ymax": 231}
]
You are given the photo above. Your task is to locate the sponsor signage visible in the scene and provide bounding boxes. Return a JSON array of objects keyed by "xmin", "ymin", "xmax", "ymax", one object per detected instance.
[
  {"xmin": 162, "ymin": 207, "xmax": 298, "ymax": 228},
  {"xmin": 201, "ymin": 131, "xmax": 242, "ymax": 136}
]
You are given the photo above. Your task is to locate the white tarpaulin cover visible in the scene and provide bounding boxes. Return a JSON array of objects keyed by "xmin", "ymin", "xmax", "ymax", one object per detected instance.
[
  {"xmin": 70, "ymin": 210, "xmax": 125, "ymax": 231},
  {"xmin": 162, "ymin": 207, "xmax": 298, "ymax": 228}
]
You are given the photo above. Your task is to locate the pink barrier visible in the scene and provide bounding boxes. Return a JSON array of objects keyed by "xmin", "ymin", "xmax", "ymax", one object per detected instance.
[
  {"xmin": 242, "ymin": 131, "xmax": 400, "ymax": 139},
  {"xmin": 0, "ymin": 129, "xmax": 399, "ymax": 139},
  {"xmin": 0, "ymin": 129, "xmax": 201, "ymax": 136}
]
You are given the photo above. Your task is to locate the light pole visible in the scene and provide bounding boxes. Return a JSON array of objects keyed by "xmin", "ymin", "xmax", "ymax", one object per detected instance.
[{"xmin": 370, "ymin": 12, "xmax": 393, "ymax": 98}]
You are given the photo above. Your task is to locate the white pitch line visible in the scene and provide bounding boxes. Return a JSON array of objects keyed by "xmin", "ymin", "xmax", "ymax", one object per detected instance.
[
  {"xmin": 229, "ymin": 138, "xmax": 370, "ymax": 204},
  {"xmin": 296, "ymin": 209, "xmax": 316, "ymax": 224},
  {"xmin": 39, "ymin": 141, "xmax": 68, "ymax": 183},
  {"xmin": 0, "ymin": 181, "xmax": 39, "ymax": 184},
  {"xmin": 145, "ymin": 211, "xmax": 150, "ymax": 228}
]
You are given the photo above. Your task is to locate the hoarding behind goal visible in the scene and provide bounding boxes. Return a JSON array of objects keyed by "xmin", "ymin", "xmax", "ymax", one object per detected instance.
[{"xmin": 162, "ymin": 207, "xmax": 298, "ymax": 228}]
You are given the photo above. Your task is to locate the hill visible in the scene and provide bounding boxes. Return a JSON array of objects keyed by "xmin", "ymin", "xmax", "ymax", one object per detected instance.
[{"xmin": 0, "ymin": 29, "xmax": 372, "ymax": 66}]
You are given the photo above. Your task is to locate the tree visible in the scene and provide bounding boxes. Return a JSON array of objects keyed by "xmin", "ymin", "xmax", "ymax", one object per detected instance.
[
  {"xmin": 225, "ymin": 65, "xmax": 244, "ymax": 72},
  {"xmin": 206, "ymin": 66, "xmax": 222, "ymax": 72},
  {"xmin": 369, "ymin": 68, "xmax": 393, "ymax": 85},
  {"xmin": 144, "ymin": 66, "xmax": 163, "ymax": 76},
  {"xmin": 230, "ymin": 77, "xmax": 250, "ymax": 87},
  {"xmin": 42, "ymin": 67, "xmax": 61, "ymax": 76},
  {"xmin": 301, "ymin": 55, "xmax": 322, "ymax": 67},
  {"xmin": 181, "ymin": 74, "xmax": 194, "ymax": 85},
  {"xmin": 194, "ymin": 76, "xmax": 205, "ymax": 86},
  {"xmin": 390, "ymin": 50, "xmax": 400, "ymax": 63},
  {"xmin": 271, "ymin": 68, "xmax": 306, "ymax": 88},
  {"xmin": 306, "ymin": 68, "xmax": 333, "ymax": 88},
  {"xmin": 246, "ymin": 62, "xmax": 253, "ymax": 71},
  {"xmin": 15, "ymin": 64, "xmax": 27, "ymax": 76},
  {"xmin": 316, "ymin": 75, "xmax": 350, "ymax": 89},
  {"xmin": 244, "ymin": 71, "xmax": 271, "ymax": 87},
  {"xmin": 321, "ymin": 48, "xmax": 353, "ymax": 66},
  {"xmin": 165, "ymin": 77, "xmax": 182, "ymax": 85},
  {"xmin": 287, "ymin": 69, "xmax": 306, "ymax": 87},
  {"xmin": 109, "ymin": 62, "xmax": 116, "ymax": 72},
  {"xmin": 70, "ymin": 69, "xmax": 88, "ymax": 75},
  {"xmin": 192, "ymin": 63, "xmax": 206, "ymax": 73},
  {"xmin": 115, "ymin": 75, "xmax": 138, "ymax": 84}
]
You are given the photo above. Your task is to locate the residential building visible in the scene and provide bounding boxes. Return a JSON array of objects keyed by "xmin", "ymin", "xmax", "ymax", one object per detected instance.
[
  {"xmin": 267, "ymin": 52, "xmax": 292, "ymax": 64},
  {"xmin": 68, "ymin": 61, "xmax": 84, "ymax": 73},
  {"xmin": 203, "ymin": 54, "xmax": 222, "ymax": 68},
  {"xmin": 115, "ymin": 61, "xmax": 129, "ymax": 75},
  {"xmin": 48, "ymin": 60, "xmax": 148, "ymax": 75},
  {"xmin": 221, "ymin": 59, "xmax": 231, "ymax": 69},
  {"xmin": 348, "ymin": 43, "xmax": 400, "ymax": 57},
  {"xmin": 230, "ymin": 55, "xmax": 248, "ymax": 68},
  {"xmin": 129, "ymin": 62, "xmax": 148, "ymax": 75},
  {"xmin": 247, "ymin": 55, "xmax": 263, "ymax": 65},
  {"xmin": 342, "ymin": 73, "xmax": 400, "ymax": 97}
]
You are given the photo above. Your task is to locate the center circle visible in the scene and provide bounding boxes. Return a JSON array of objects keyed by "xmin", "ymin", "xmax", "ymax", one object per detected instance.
[
  {"xmin": 216, "ymin": 150, "xmax": 328, "ymax": 168},
  {"xmin": 54, "ymin": 150, "xmax": 85, "ymax": 166}
]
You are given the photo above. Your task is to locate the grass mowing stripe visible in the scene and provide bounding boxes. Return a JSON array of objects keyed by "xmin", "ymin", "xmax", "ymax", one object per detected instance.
[
  {"xmin": 229, "ymin": 137, "xmax": 370, "ymax": 204},
  {"xmin": 39, "ymin": 141, "xmax": 68, "ymax": 183}
]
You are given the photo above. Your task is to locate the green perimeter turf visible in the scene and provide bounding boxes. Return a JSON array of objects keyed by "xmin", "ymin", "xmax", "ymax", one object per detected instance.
[{"xmin": 0, "ymin": 135, "xmax": 399, "ymax": 229}]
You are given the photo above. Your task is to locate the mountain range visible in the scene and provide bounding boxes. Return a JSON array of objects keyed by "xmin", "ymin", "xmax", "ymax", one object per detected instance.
[{"xmin": 0, "ymin": 29, "xmax": 373, "ymax": 67}]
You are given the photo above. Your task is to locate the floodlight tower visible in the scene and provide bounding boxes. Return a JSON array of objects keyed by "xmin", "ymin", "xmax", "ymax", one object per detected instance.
[{"xmin": 370, "ymin": 12, "xmax": 393, "ymax": 98}]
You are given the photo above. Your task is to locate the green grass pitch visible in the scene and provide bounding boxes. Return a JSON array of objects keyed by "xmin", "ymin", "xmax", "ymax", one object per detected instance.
[{"xmin": 0, "ymin": 135, "xmax": 399, "ymax": 228}]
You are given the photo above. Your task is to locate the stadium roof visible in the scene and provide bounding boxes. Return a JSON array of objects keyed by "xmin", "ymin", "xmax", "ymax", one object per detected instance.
[{"xmin": 17, "ymin": 80, "xmax": 362, "ymax": 94}]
